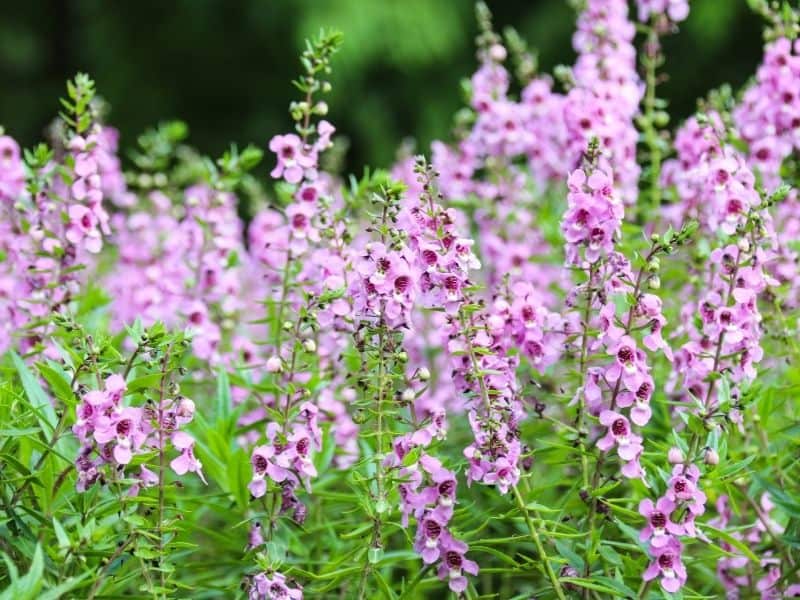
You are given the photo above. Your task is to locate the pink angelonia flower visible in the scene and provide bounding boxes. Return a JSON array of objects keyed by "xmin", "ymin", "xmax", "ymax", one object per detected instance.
[
  {"xmin": 249, "ymin": 444, "xmax": 289, "ymax": 497},
  {"xmin": 437, "ymin": 534, "xmax": 479, "ymax": 594},
  {"xmin": 605, "ymin": 336, "xmax": 646, "ymax": 390},
  {"xmin": 414, "ymin": 514, "xmax": 446, "ymax": 564},
  {"xmin": 617, "ymin": 376, "xmax": 654, "ymax": 426},
  {"xmin": 643, "ymin": 538, "xmax": 687, "ymax": 593},
  {"xmin": 268, "ymin": 133, "xmax": 315, "ymax": 184},
  {"xmin": 170, "ymin": 442, "xmax": 207, "ymax": 484},
  {"xmin": 249, "ymin": 571, "xmax": 303, "ymax": 600},
  {"xmin": 93, "ymin": 406, "xmax": 145, "ymax": 465},
  {"xmin": 597, "ymin": 410, "xmax": 645, "ymax": 479},
  {"xmin": 639, "ymin": 497, "xmax": 683, "ymax": 547}
]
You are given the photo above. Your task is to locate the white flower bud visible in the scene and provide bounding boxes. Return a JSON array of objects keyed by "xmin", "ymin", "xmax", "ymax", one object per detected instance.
[
  {"xmin": 266, "ymin": 356, "xmax": 282, "ymax": 373},
  {"xmin": 303, "ymin": 339, "xmax": 317, "ymax": 353},
  {"xmin": 704, "ymin": 448, "xmax": 719, "ymax": 466},
  {"xmin": 668, "ymin": 446, "xmax": 684, "ymax": 464},
  {"xmin": 417, "ymin": 367, "xmax": 431, "ymax": 382}
]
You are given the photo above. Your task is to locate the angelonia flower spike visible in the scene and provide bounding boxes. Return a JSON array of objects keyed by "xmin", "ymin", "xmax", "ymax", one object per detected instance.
[{"xmin": 2, "ymin": 3, "xmax": 800, "ymax": 599}]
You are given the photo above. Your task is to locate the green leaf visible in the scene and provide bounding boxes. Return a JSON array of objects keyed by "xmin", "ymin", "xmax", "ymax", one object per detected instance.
[
  {"xmin": 12, "ymin": 352, "xmax": 57, "ymax": 436},
  {"xmin": 702, "ymin": 524, "xmax": 760, "ymax": 563},
  {"xmin": 37, "ymin": 362, "xmax": 75, "ymax": 407},
  {"xmin": 216, "ymin": 369, "xmax": 231, "ymax": 423},
  {"xmin": 52, "ymin": 517, "xmax": 70, "ymax": 550}
]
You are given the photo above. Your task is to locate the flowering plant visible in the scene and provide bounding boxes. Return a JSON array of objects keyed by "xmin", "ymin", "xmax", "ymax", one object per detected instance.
[{"xmin": 2, "ymin": 3, "xmax": 800, "ymax": 599}]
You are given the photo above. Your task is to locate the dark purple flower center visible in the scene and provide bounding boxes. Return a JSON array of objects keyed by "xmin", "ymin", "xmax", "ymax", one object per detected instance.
[
  {"xmin": 269, "ymin": 583, "xmax": 288, "ymax": 598},
  {"xmin": 296, "ymin": 437, "xmax": 309, "ymax": 456},
  {"xmin": 378, "ymin": 257, "xmax": 391, "ymax": 273},
  {"xmin": 617, "ymin": 346, "xmax": 633, "ymax": 364},
  {"xmin": 444, "ymin": 275, "xmax": 459, "ymax": 292},
  {"xmin": 81, "ymin": 213, "xmax": 92, "ymax": 229},
  {"xmin": 253, "ymin": 454, "xmax": 268, "ymax": 473},
  {"xmin": 280, "ymin": 146, "xmax": 295, "ymax": 159},
  {"xmin": 526, "ymin": 341, "xmax": 543, "ymax": 358},
  {"xmin": 291, "ymin": 214, "xmax": 307, "ymax": 229},
  {"xmin": 424, "ymin": 519, "xmax": 442, "ymax": 539},
  {"xmin": 439, "ymin": 480, "xmax": 455, "ymax": 497},
  {"xmin": 650, "ymin": 511, "xmax": 667, "ymax": 528},
  {"xmin": 658, "ymin": 552, "xmax": 675, "ymax": 569},
  {"xmin": 611, "ymin": 418, "xmax": 628, "ymax": 436},
  {"xmin": 301, "ymin": 187, "xmax": 317, "ymax": 202},
  {"xmin": 636, "ymin": 382, "xmax": 652, "ymax": 400},
  {"xmin": 116, "ymin": 419, "xmax": 132, "ymax": 437},
  {"xmin": 589, "ymin": 227, "xmax": 605, "ymax": 245},
  {"xmin": 719, "ymin": 310, "xmax": 732, "ymax": 325},
  {"xmin": 445, "ymin": 551, "xmax": 463, "ymax": 569},
  {"xmin": 755, "ymin": 147, "xmax": 770, "ymax": 161},
  {"xmin": 674, "ymin": 479, "xmax": 687, "ymax": 494},
  {"xmin": 394, "ymin": 275, "xmax": 411, "ymax": 293},
  {"xmin": 422, "ymin": 249, "xmax": 438, "ymax": 266},
  {"xmin": 521, "ymin": 306, "xmax": 535, "ymax": 322},
  {"xmin": 575, "ymin": 208, "xmax": 590, "ymax": 226},
  {"xmin": 726, "ymin": 198, "xmax": 743, "ymax": 215}
]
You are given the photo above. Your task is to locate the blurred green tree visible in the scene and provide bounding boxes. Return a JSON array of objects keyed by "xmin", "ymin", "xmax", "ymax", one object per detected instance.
[{"xmin": 0, "ymin": 0, "xmax": 764, "ymax": 173}]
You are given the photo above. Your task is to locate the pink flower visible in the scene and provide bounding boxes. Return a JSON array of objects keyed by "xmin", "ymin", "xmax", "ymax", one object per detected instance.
[
  {"xmin": 436, "ymin": 534, "xmax": 479, "ymax": 593},
  {"xmin": 639, "ymin": 497, "xmax": 683, "ymax": 547},
  {"xmin": 643, "ymin": 538, "xmax": 687, "ymax": 593},
  {"xmin": 268, "ymin": 133, "xmax": 315, "ymax": 184},
  {"xmin": 170, "ymin": 444, "xmax": 207, "ymax": 484}
]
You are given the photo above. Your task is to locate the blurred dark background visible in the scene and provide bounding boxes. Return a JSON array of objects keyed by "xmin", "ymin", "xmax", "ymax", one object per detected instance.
[{"xmin": 0, "ymin": 0, "xmax": 765, "ymax": 174}]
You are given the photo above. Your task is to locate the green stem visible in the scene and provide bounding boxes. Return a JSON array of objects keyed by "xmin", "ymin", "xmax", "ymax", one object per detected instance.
[{"xmin": 512, "ymin": 485, "xmax": 566, "ymax": 600}]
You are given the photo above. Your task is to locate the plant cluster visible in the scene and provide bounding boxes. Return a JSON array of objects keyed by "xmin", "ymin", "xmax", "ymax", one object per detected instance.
[{"xmin": 1, "ymin": 2, "xmax": 799, "ymax": 599}]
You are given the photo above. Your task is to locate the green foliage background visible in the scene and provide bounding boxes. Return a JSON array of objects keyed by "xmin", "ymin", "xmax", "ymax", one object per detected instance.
[{"xmin": 0, "ymin": 0, "xmax": 764, "ymax": 172}]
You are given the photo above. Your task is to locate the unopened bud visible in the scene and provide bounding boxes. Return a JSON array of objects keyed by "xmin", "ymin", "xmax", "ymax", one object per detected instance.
[
  {"xmin": 648, "ymin": 275, "xmax": 661, "ymax": 290},
  {"xmin": 177, "ymin": 397, "xmax": 195, "ymax": 418},
  {"xmin": 668, "ymin": 446, "xmax": 684, "ymax": 464},
  {"xmin": 396, "ymin": 351, "xmax": 408, "ymax": 363},
  {"xmin": 417, "ymin": 367, "xmax": 431, "ymax": 381},
  {"xmin": 401, "ymin": 388, "xmax": 415, "ymax": 403},
  {"xmin": 704, "ymin": 448, "xmax": 719, "ymax": 466},
  {"xmin": 489, "ymin": 43, "xmax": 507, "ymax": 62},
  {"xmin": 303, "ymin": 339, "xmax": 317, "ymax": 353},
  {"xmin": 266, "ymin": 356, "xmax": 282, "ymax": 373},
  {"xmin": 737, "ymin": 238, "xmax": 750, "ymax": 253},
  {"xmin": 313, "ymin": 101, "xmax": 328, "ymax": 116}
]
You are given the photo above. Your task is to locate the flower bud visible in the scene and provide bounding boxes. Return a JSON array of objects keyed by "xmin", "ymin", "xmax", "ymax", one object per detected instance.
[
  {"xmin": 303, "ymin": 339, "xmax": 317, "ymax": 353},
  {"xmin": 648, "ymin": 275, "xmax": 661, "ymax": 290},
  {"xmin": 397, "ymin": 351, "xmax": 408, "ymax": 363},
  {"xmin": 668, "ymin": 446, "xmax": 684, "ymax": 464},
  {"xmin": 313, "ymin": 101, "xmax": 328, "ymax": 116},
  {"xmin": 737, "ymin": 238, "xmax": 750, "ymax": 253},
  {"xmin": 417, "ymin": 367, "xmax": 431, "ymax": 381},
  {"xmin": 489, "ymin": 43, "xmax": 507, "ymax": 62},
  {"xmin": 266, "ymin": 356, "xmax": 282, "ymax": 373},
  {"xmin": 177, "ymin": 398, "xmax": 195, "ymax": 418},
  {"xmin": 401, "ymin": 388, "xmax": 415, "ymax": 403},
  {"xmin": 704, "ymin": 448, "xmax": 719, "ymax": 466}
]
